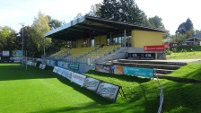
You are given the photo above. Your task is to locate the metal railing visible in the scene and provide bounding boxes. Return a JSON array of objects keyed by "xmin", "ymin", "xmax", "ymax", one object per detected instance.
[{"xmin": 155, "ymin": 73, "xmax": 164, "ymax": 113}]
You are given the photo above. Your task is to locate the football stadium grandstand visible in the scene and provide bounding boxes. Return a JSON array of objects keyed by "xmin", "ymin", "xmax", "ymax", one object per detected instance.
[{"xmin": 44, "ymin": 15, "xmax": 166, "ymax": 73}]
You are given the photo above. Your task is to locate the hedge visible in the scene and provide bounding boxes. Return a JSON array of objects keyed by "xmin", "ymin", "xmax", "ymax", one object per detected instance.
[{"xmin": 170, "ymin": 46, "xmax": 201, "ymax": 52}]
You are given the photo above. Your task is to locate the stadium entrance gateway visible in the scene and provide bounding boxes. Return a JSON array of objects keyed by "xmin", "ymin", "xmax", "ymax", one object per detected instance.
[{"xmin": 44, "ymin": 15, "xmax": 166, "ymax": 73}]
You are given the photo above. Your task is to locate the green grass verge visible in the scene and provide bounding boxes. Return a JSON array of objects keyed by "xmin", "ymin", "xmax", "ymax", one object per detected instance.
[
  {"xmin": 166, "ymin": 51, "xmax": 201, "ymax": 59},
  {"xmin": 1, "ymin": 63, "xmax": 201, "ymax": 113},
  {"xmin": 161, "ymin": 79, "xmax": 201, "ymax": 113},
  {"xmin": 166, "ymin": 62, "xmax": 201, "ymax": 80},
  {"xmin": 0, "ymin": 63, "xmax": 107, "ymax": 113},
  {"xmin": 160, "ymin": 62, "xmax": 201, "ymax": 112}
]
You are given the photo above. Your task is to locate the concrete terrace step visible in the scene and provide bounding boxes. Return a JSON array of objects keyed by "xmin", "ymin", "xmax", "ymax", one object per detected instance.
[
  {"xmin": 155, "ymin": 74, "xmax": 201, "ymax": 83},
  {"xmin": 118, "ymin": 59, "xmax": 188, "ymax": 66},
  {"xmin": 100, "ymin": 59, "xmax": 201, "ymax": 75},
  {"xmin": 154, "ymin": 68, "xmax": 174, "ymax": 74},
  {"xmin": 112, "ymin": 61, "xmax": 182, "ymax": 70},
  {"xmin": 154, "ymin": 73, "xmax": 165, "ymax": 77}
]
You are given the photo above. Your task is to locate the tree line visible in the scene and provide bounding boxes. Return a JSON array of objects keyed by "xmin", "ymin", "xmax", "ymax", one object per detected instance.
[
  {"xmin": 88, "ymin": 0, "xmax": 164, "ymax": 29},
  {"xmin": 0, "ymin": 0, "xmax": 199, "ymax": 58},
  {"xmin": 0, "ymin": 0, "xmax": 165, "ymax": 58},
  {"xmin": 0, "ymin": 11, "xmax": 66, "ymax": 57}
]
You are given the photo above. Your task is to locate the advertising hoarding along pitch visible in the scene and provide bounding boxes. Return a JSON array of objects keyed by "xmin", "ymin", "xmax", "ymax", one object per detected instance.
[
  {"xmin": 27, "ymin": 61, "xmax": 37, "ymax": 66},
  {"xmin": 68, "ymin": 71, "xmax": 74, "ymax": 81},
  {"xmin": 52, "ymin": 66, "xmax": 121, "ymax": 103},
  {"xmin": 53, "ymin": 66, "xmax": 59, "ymax": 73},
  {"xmin": 57, "ymin": 67, "xmax": 64, "ymax": 75},
  {"xmin": 123, "ymin": 66, "xmax": 154, "ymax": 78},
  {"xmin": 2, "ymin": 51, "xmax": 9, "ymax": 56},
  {"xmin": 61, "ymin": 70, "xmax": 69, "ymax": 79},
  {"xmin": 83, "ymin": 77, "xmax": 100, "ymax": 92},
  {"xmin": 113, "ymin": 65, "xmax": 123, "ymax": 75},
  {"xmin": 69, "ymin": 64, "xmax": 79, "ymax": 70},
  {"xmin": 96, "ymin": 82, "xmax": 120, "ymax": 102},
  {"xmin": 12, "ymin": 50, "xmax": 22, "ymax": 57},
  {"xmin": 71, "ymin": 73, "xmax": 86, "ymax": 86},
  {"xmin": 60, "ymin": 69, "xmax": 66, "ymax": 77},
  {"xmin": 39, "ymin": 64, "xmax": 42, "ymax": 69},
  {"xmin": 41, "ymin": 64, "xmax": 46, "ymax": 69},
  {"xmin": 95, "ymin": 64, "xmax": 111, "ymax": 73}
]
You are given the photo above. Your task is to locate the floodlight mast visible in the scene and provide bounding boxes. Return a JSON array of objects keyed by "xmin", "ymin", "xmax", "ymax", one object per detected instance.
[{"xmin": 20, "ymin": 23, "xmax": 24, "ymax": 67}]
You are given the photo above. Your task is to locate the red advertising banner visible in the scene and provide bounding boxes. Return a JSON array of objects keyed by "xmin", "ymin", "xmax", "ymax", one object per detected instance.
[
  {"xmin": 144, "ymin": 45, "xmax": 165, "ymax": 51},
  {"xmin": 164, "ymin": 44, "xmax": 170, "ymax": 48}
]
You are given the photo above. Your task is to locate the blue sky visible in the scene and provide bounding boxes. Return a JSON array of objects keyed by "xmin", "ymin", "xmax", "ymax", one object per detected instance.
[{"xmin": 0, "ymin": 0, "xmax": 200, "ymax": 34}]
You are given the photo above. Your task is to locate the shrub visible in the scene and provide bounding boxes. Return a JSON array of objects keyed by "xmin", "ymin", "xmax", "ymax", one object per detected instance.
[
  {"xmin": 170, "ymin": 46, "xmax": 201, "ymax": 52},
  {"xmin": 180, "ymin": 49, "xmax": 187, "ymax": 52},
  {"xmin": 166, "ymin": 50, "xmax": 173, "ymax": 55},
  {"xmin": 172, "ymin": 48, "xmax": 177, "ymax": 52}
]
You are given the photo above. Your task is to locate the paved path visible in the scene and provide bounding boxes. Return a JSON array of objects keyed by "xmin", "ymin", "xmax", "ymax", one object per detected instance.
[{"xmin": 151, "ymin": 59, "xmax": 201, "ymax": 63}]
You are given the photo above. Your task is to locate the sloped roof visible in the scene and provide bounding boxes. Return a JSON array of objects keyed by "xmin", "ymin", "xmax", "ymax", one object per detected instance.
[
  {"xmin": 186, "ymin": 32, "xmax": 201, "ymax": 41},
  {"xmin": 44, "ymin": 15, "xmax": 166, "ymax": 41}
]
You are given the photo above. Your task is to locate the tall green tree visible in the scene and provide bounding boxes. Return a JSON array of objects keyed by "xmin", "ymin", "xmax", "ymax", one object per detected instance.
[
  {"xmin": 29, "ymin": 11, "xmax": 51, "ymax": 57},
  {"xmin": 19, "ymin": 26, "xmax": 38, "ymax": 57},
  {"xmin": 47, "ymin": 16, "xmax": 62, "ymax": 29},
  {"xmin": 148, "ymin": 16, "xmax": 164, "ymax": 29},
  {"xmin": 174, "ymin": 18, "xmax": 194, "ymax": 42},
  {"xmin": 120, "ymin": 0, "xmax": 146, "ymax": 25},
  {"xmin": 0, "ymin": 26, "xmax": 17, "ymax": 51},
  {"xmin": 99, "ymin": 0, "xmax": 146, "ymax": 25},
  {"xmin": 47, "ymin": 16, "xmax": 65, "ymax": 54},
  {"xmin": 185, "ymin": 18, "xmax": 193, "ymax": 31},
  {"xmin": 99, "ymin": 0, "xmax": 120, "ymax": 21},
  {"xmin": 176, "ymin": 22, "xmax": 186, "ymax": 34},
  {"xmin": 88, "ymin": 3, "xmax": 102, "ymax": 17},
  {"xmin": 176, "ymin": 18, "xmax": 194, "ymax": 34}
]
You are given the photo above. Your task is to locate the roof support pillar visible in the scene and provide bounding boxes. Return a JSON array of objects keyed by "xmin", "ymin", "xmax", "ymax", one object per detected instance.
[
  {"xmin": 99, "ymin": 35, "xmax": 101, "ymax": 46},
  {"xmin": 110, "ymin": 32, "xmax": 112, "ymax": 45},
  {"xmin": 124, "ymin": 29, "xmax": 127, "ymax": 47}
]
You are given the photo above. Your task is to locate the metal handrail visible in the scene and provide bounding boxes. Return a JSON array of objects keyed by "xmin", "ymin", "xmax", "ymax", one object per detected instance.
[{"xmin": 155, "ymin": 73, "xmax": 164, "ymax": 113}]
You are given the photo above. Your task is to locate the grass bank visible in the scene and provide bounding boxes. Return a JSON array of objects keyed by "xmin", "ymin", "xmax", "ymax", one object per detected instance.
[
  {"xmin": 166, "ymin": 51, "xmax": 201, "ymax": 59},
  {"xmin": 160, "ymin": 62, "xmax": 201, "ymax": 112}
]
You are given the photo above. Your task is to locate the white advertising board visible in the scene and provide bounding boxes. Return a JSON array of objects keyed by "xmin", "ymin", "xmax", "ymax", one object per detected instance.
[
  {"xmin": 53, "ymin": 66, "xmax": 59, "ymax": 73},
  {"xmin": 96, "ymin": 82, "xmax": 120, "ymax": 102},
  {"xmin": 2, "ymin": 51, "xmax": 9, "ymax": 56},
  {"xmin": 83, "ymin": 77, "xmax": 100, "ymax": 92},
  {"xmin": 71, "ymin": 73, "xmax": 86, "ymax": 86}
]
